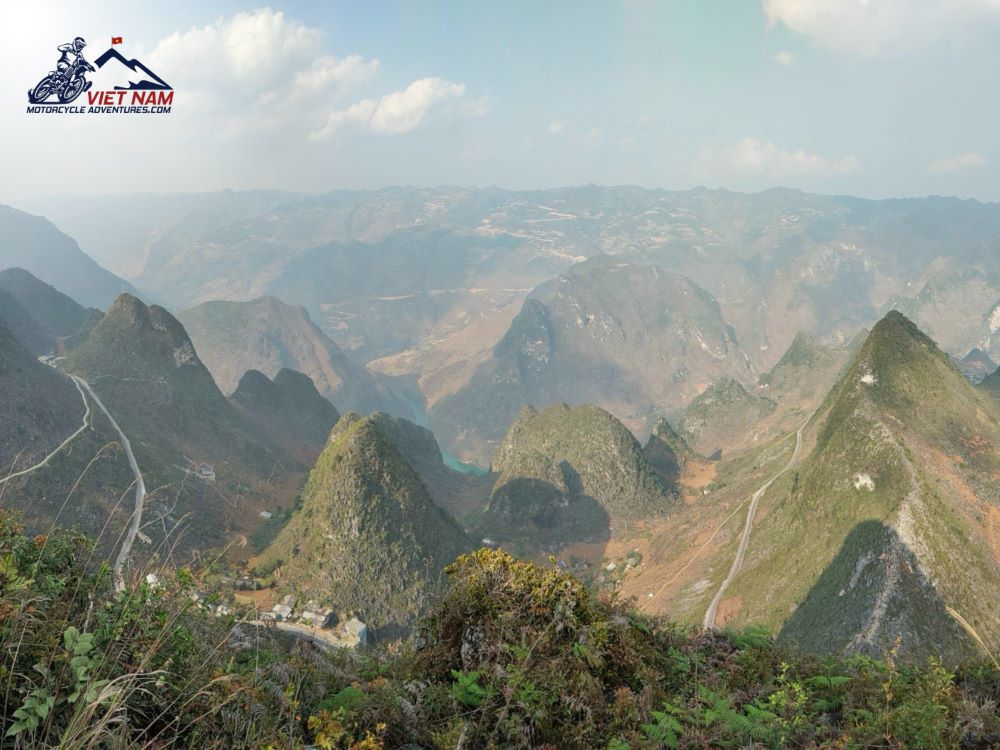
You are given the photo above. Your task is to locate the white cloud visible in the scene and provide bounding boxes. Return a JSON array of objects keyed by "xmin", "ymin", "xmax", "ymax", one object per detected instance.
[
  {"xmin": 548, "ymin": 119, "xmax": 568, "ymax": 134},
  {"xmin": 151, "ymin": 9, "xmax": 352, "ymax": 90},
  {"xmin": 764, "ymin": 0, "xmax": 1000, "ymax": 57},
  {"xmin": 311, "ymin": 77, "xmax": 467, "ymax": 139},
  {"xmin": 149, "ymin": 7, "xmax": 380, "ymax": 134},
  {"xmin": 575, "ymin": 127, "xmax": 604, "ymax": 149},
  {"xmin": 145, "ymin": 8, "xmax": 476, "ymax": 145},
  {"xmin": 773, "ymin": 51, "xmax": 796, "ymax": 66},
  {"xmin": 291, "ymin": 54, "xmax": 380, "ymax": 94},
  {"xmin": 713, "ymin": 137, "xmax": 860, "ymax": 177},
  {"xmin": 927, "ymin": 152, "xmax": 987, "ymax": 173}
]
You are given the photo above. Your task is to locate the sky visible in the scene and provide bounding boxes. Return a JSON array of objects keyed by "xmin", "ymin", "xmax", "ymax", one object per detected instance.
[{"xmin": 2, "ymin": 0, "xmax": 1000, "ymax": 202}]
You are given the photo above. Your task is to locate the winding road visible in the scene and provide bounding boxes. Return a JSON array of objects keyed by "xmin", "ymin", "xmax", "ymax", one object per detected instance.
[
  {"xmin": 0, "ymin": 377, "xmax": 91, "ymax": 485},
  {"xmin": 703, "ymin": 418, "xmax": 808, "ymax": 630},
  {"xmin": 73, "ymin": 376, "xmax": 147, "ymax": 591}
]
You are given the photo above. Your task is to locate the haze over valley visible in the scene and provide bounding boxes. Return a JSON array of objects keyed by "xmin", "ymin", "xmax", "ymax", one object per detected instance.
[{"xmin": 4, "ymin": 2, "xmax": 1000, "ymax": 746}]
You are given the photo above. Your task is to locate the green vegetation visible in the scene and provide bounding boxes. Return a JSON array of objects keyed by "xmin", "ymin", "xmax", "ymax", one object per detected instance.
[
  {"xmin": 3, "ymin": 522, "xmax": 998, "ymax": 749},
  {"xmin": 490, "ymin": 403, "xmax": 677, "ymax": 537},
  {"xmin": 759, "ymin": 332, "xmax": 853, "ymax": 405},
  {"xmin": 679, "ymin": 377, "xmax": 776, "ymax": 453},
  {"xmin": 249, "ymin": 494, "xmax": 302, "ymax": 551},
  {"xmin": 258, "ymin": 414, "xmax": 471, "ymax": 633},
  {"xmin": 725, "ymin": 311, "xmax": 1000, "ymax": 660}
]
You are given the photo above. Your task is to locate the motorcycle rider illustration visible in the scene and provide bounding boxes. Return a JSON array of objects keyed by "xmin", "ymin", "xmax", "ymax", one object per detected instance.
[
  {"xmin": 28, "ymin": 35, "xmax": 95, "ymax": 104},
  {"xmin": 56, "ymin": 37, "xmax": 89, "ymax": 75}
]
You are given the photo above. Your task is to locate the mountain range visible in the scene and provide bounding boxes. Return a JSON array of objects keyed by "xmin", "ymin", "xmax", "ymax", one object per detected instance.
[
  {"xmin": 33, "ymin": 186, "xmax": 1000, "ymax": 468},
  {"xmin": 5, "ymin": 188, "xmax": 1000, "ymax": 664},
  {"xmin": 26, "ymin": 187, "xmax": 1000, "ymax": 371},
  {"xmin": 428, "ymin": 259, "xmax": 756, "ymax": 462},
  {"xmin": 0, "ymin": 282, "xmax": 322, "ymax": 565}
]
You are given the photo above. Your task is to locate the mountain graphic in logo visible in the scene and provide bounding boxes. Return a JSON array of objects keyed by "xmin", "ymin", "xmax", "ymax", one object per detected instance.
[{"xmin": 94, "ymin": 48, "xmax": 171, "ymax": 90}]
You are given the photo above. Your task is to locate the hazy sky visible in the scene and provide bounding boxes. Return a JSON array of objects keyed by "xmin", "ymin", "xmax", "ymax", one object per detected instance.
[{"xmin": 2, "ymin": 0, "xmax": 1000, "ymax": 202}]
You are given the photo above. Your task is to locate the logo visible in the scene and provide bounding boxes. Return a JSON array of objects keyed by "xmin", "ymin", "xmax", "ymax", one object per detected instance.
[{"xmin": 27, "ymin": 36, "xmax": 173, "ymax": 115}]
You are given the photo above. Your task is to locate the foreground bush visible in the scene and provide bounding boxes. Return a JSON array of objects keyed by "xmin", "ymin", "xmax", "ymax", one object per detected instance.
[
  {"xmin": 1, "ymin": 519, "xmax": 998, "ymax": 748},
  {"xmin": 390, "ymin": 549, "xmax": 1000, "ymax": 749}
]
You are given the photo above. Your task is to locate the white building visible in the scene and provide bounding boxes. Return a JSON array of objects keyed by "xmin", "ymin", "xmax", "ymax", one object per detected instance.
[{"xmin": 270, "ymin": 604, "xmax": 292, "ymax": 621}]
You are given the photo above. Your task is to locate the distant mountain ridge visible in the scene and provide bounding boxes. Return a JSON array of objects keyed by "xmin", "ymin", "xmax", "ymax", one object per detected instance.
[
  {"xmin": 430, "ymin": 260, "xmax": 755, "ymax": 463},
  {"xmin": 0, "ymin": 205, "xmax": 141, "ymax": 309},
  {"xmin": 26, "ymin": 186, "xmax": 1000, "ymax": 372},
  {"xmin": 230, "ymin": 368, "xmax": 340, "ymax": 462},
  {"xmin": 178, "ymin": 296, "xmax": 412, "ymax": 418}
]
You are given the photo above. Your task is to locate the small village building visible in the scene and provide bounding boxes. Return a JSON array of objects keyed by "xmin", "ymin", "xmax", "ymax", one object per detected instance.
[
  {"xmin": 195, "ymin": 463, "xmax": 216, "ymax": 481},
  {"xmin": 271, "ymin": 604, "xmax": 293, "ymax": 621}
]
